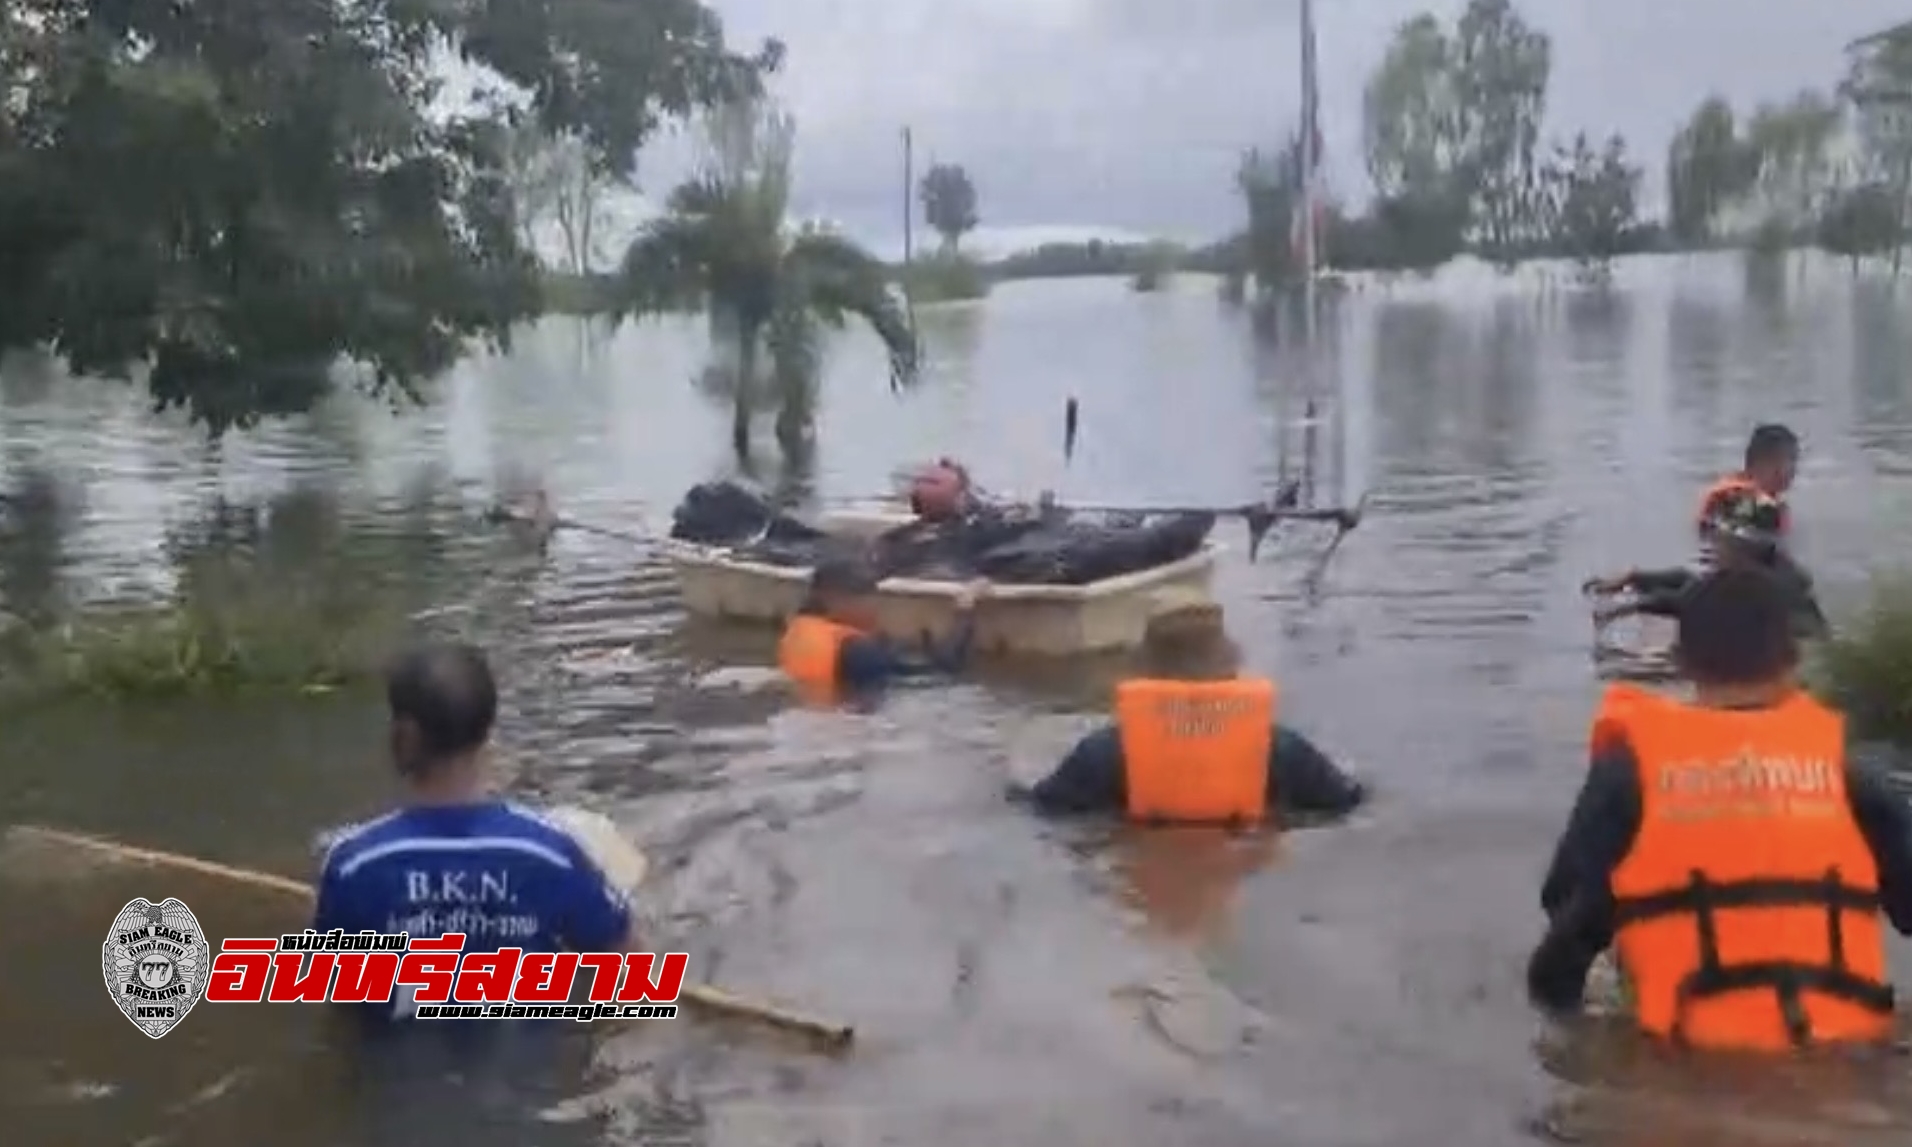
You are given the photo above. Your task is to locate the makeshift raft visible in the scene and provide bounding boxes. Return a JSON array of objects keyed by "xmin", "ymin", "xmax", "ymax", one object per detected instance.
[{"xmin": 664, "ymin": 506, "xmax": 1219, "ymax": 657}]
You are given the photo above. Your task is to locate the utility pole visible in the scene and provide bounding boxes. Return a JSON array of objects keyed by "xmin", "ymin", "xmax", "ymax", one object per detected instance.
[{"xmin": 902, "ymin": 127, "xmax": 915, "ymax": 267}]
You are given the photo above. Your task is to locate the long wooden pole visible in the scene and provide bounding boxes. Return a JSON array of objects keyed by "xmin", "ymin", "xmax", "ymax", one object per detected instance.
[{"xmin": 12, "ymin": 823, "xmax": 854, "ymax": 1049}]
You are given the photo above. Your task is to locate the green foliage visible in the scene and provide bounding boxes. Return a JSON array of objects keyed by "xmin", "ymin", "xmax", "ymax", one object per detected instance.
[
  {"xmin": 1810, "ymin": 577, "xmax": 1912, "ymax": 747},
  {"xmin": 900, "ymin": 252, "xmax": 989, "ymax": 303},
  {"xmin": 1542, "ymin": 132, "xmax": 1642, "ymax": 277},
  {"xmin": 1236, "ymin": 137, "xmax": 1307, "ymax": 291},
  {"xmin": 0, "ymin": 488, "xmax": 462, "ymax": 704},
  {"xmin": 1743, "ymin": 90, "xmax": 1843, "ymax": 235},
  {"xmin": 1667, "ymin": 97, "xmax": 1758, "ymax": 246},
  {"xmin": 1815, "ymin": 182, "xmax": 1902, "ymax": 266},
  {"xmin": 1449, "ymin": 0, "xmax": 1553, "ymax": 263},
  {"xmin": 613, "ymin": 97, "xmax": 918, "ymax": 462},
  {"xmin": 0, "ymin": 0, "xmax": 776, "ymax": 435},
  {"xmin": 539, "ymin": 272, "xmax": 620, "ymax": 315},
  {"xmin": 919, "ymin": 164, "xmax": 980, "ymax": 253},
  {"xmin": 993, "ymin": 240, "xmax": 1169, "ymax": 280}
]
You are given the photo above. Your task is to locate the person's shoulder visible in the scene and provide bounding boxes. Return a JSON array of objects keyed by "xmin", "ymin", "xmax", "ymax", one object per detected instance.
[
  {"xmin": 315, "ymin": 810, "xmax": 411, "ymax": 881},
  {"xmin": 493, "ymin": 803, "xmax": 599, "ymax": 868}
]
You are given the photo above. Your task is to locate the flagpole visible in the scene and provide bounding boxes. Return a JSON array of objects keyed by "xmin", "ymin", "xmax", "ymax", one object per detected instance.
[{"xmin": 1298, "ymin": 0, "xmax": 1320, "ymax": 507}]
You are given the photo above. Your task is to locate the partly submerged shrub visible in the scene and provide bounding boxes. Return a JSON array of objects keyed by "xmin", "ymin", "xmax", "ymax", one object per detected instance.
[
  {"xmin": 1809, "ymin": 575, "xmax": 1912, "ymax": 746},
  {"xmin": 900, "ymin": 253, "xmax": 990, "ymax": 304},
  {"xmin": 0, "ymin": 557, "xmax": 406, "ymax": 704}
]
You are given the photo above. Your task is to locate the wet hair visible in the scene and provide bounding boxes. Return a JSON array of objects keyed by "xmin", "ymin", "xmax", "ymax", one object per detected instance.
[
  {"xmin": 1674, "ymin": 566, "xmax": 1798, "ymax": 686},
  {"xmin": 1139, "ymin": 604, "xmax": 1237, "ymax": 679},
  {"xmin": 1744, "ymin": 423, "xmax": 1799, "ymax": 470},
  {"xmin": 385, "ymin": 642, "xmax": 498, "ymax": 772},
  {"xmin": 799, "ymin": 556, "xmax": 880, "ymax": 615}
]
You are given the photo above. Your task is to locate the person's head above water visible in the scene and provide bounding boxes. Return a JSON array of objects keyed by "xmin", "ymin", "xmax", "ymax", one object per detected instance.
[
  {"xmin": 1138, "ymin": 595, "xmax": 1241, "ymax": 681},
  {"xmin": 1743, "ymin": 423, "xmax": 1799, "ymax": 496},
  {"xmin": 800, "ymin": 555, "xmax": 883, "ymax": 629},
  {"xmin": 385, "ymin": 641, "xmax": 498, "ymax": 789},
  {"xmin": 1674, "ymin": 566, "xmax": 1798, "ymax": 702},
  {"xmin": 908, "ymin": 459, "xmax": 972, "ymax": 521}
]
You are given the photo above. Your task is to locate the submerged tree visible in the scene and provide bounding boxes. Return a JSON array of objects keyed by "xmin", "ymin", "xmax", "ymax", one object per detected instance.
[
  {"xmin": 614, "ymin": 97, "xmax": 918, "ymax": 463},
  {"xmin": 1542, "ymin": 132, "xmax": 1641, "ymax": 279},
  {"xmin": 1815, "ymin": 181, "xmax": 1901, "ymax": 272},
  {"xmin": 0, "ymin": 0, "xmax": 778, "ymax": 434}
]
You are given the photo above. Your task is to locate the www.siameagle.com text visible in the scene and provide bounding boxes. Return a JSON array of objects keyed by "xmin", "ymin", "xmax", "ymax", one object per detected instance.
[{"xmin": 417, "ymin": 1002, "xmax": 679, "ymax": 1021}]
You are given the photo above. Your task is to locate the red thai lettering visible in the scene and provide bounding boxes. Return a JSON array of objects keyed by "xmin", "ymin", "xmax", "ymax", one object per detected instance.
[
  {"xmin": 205, "ymin": 938, "xmax": 279, "ymax": 1003},
  {"xmin": 453, "ymin": 947, "xmax": 523, "ymax": 1003},
  {"xmin": 511, "ymin": 953, "xmax": 580, "ymax": 1003},
  {"xmin": 395, "ymin": 933, "xmax": 466, "ymax": 1003},
  {"xmin": 615, "ymin": 952, "xmax": 688, "ymax": 1003}
]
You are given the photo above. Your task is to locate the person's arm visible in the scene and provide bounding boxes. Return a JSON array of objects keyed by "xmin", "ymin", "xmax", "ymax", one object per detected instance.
[
  {"xmin": 1267, "ymin": 725, "xmax": 1365, "ymax": 819},
  {"xmin": 558, "ymin": 848, "xmax": 640, "ymax": 952},
  {"xmin": 1624, "ymin": 567, "xmax": 1695, "ymax": 595},
  {"xmin": 1528, "ymin": 745, "xmax": 1642, "ymax": 1013},
  {"xmin": 1008, "ymin": 725, "xmax": 1127, "ymax": 815},
  {"xmin": 1842, "ymin": 744, "xmax": 1912, "ymax": 936},
  {"xmin": 836, "ymin": 612, "xmax": 977, "ymax": 689},
  {"xmin": 311, "ymin": 864, "xmax": 351, "ymax": 934}
]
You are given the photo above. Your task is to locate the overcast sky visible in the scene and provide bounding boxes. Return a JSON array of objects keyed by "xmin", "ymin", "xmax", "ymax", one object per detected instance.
[{"xmin": 628, "ymin": 1, "xmax": 1904, "ymax": 256}]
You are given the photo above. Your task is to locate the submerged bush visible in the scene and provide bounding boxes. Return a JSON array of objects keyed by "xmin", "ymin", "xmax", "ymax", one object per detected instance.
[
  {"xmin": 1809, "ymin": 575, "xmax": 1912, "ymax": 746},
  {"xmin": 899, "ymin": 253, "xmax": 990, "ymax": 304},
  {"xmin": 0, "ymin": 562, "xmax": 403, "ymax": 703}
]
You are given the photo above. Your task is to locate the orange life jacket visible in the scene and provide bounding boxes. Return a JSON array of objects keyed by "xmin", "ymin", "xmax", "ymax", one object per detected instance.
[
  {"xmin": 777, "ymin": 615, "xmax": 860, "ymax": 705},
  {"xmin": 1113, "ymin": 678, "xmax": 1276, "ymax": 824},
  {"xmin": 1696, "ymin": 473, "xmax": 1790, "ymax": 535},
  {"xmin": 1596, "ymin": 685, "xmax": 1893, "ymax": 1051},
  {"xmin": 1588, "ymin": 681, "xmax": 1654, "ymax": 759}
]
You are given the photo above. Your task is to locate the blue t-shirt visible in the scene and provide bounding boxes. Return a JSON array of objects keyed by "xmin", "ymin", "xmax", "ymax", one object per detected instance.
[{"xmin": 314, "ymin": 801, "xmax": 633, "ymax": 1017}]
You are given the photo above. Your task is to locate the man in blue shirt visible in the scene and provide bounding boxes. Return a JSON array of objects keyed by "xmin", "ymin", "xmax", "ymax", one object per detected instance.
[{"xmin": 314, "ymin": 642, "xmax": 635, "ymax": 1018}]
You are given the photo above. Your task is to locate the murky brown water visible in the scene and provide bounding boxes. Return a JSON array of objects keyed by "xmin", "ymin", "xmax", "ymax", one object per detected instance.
[{"xmin": 5, "ymin": 255, "xmax": 1912, "ymax": 1146}]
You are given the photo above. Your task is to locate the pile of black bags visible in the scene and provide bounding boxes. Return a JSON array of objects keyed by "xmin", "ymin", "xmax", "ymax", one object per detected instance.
[{"xmin": 667, "ymin": 480, "xmax": 1214, "ymax": 586}]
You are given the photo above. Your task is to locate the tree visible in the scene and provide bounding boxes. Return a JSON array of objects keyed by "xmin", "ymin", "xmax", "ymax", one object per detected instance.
[
  {"xmin": 502, "ymin": 125, "xmax": 613, "ymax": 275},
  {"xmin": 1448, "ymin": 0, "xmax": 1553, "ymax": 266},
  {"xmin": 1666, "ymin": 97, "xmax": 1757, "ymax": 247},
  {"xmin": 919, "ymin": 164, "xmax": 980, "ymax": 253},
  {"xmin": 1542, "ymin": 132, "xmax": 1641, "ymax": 278},
  {"xmin": 1742, "ymin": 90, "xmax": 1843, "ymax": 241},
  {"xmin": 0, "ymin": 0, "xmax": 775, "ymax": 435},
  {"xmin": 1361, "ymin": 15, "xmax": 1470, "ymax": 271},
  {"xmin": 615, "ymin": 97, "xmax": 918, "ymax": 463},
  {"xmin": 1362, "ymin": 15, "xmax": 1462, "ymax": 203},
  {"xmin": 1237, "ymin": 137, "xmax": 1303, "ymax": 291},
  {"xmin": 1844, "ymin": 29, "xmax": 1912, "ymax": 276},
  {"xmin": 1815, "ymin": 181, "xmax": 1900, "ymax": 271}
]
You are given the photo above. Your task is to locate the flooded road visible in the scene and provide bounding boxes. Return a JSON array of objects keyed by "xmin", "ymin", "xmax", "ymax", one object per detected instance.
[{"xmin": 5, "ymin": 254, "xmax": 1912, "ymax": 1145}]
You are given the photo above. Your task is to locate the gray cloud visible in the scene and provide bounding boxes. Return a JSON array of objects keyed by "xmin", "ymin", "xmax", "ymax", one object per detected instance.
[{"xmin": 635, "ymin": 1, "xmax": 1905, "ymax": 252}]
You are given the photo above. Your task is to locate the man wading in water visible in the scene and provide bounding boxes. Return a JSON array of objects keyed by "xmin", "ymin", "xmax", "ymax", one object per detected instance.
[
  {"xmin": 1008, "ymin": 597, "xmax": 1365, "ymax": 823},
  {"xmin": 777, "ymin": 556, "xmax": 989, "ymax": 703},
  {"xmin": 1530, "ymin": 567, "xmax": 1912, "ymax": 1051},
  {"xmin": 315, "ymin": 643, "xmax": 639, "ymax": 1021}
]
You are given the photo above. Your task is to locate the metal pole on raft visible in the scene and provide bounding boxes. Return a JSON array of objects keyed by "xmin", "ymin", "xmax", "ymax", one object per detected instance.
[{"xmin": 1297, "ymin": 0, "xmax": 1322, "ymax": 510}]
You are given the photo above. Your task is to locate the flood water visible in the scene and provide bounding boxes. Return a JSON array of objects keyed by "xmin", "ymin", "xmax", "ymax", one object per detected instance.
[{"xmin": 5, "ymin": 253, "xmax": 1912, "ymax": 1146}]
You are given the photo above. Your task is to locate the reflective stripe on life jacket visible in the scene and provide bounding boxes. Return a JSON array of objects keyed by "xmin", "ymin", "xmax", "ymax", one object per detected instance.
[
  {"xmin": 1696, "ymin": 474, "xmax": 1790, "ymax": 535},
  {"xmin": 1597, "ymin": 685, "xmax": 1893, "ymax": 1051},
  {"xmin": 1114, "ymin": 678, "xmax": 1276, "ymax": 825},
  {"xmin": 777, "ymin": 615, "xmax": 860, "ymax": 704}
]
